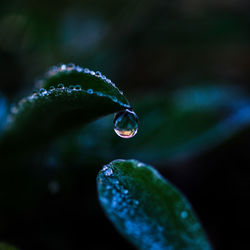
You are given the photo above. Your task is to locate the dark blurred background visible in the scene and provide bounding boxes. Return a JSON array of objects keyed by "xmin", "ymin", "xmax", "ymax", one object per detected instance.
[{"xmin": 0, "ymin": 0, "xmax": 250, "ymax": 249}]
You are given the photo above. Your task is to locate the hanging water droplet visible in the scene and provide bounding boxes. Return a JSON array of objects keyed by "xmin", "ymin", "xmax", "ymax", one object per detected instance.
[
  {"xmin": 113, "ymin": 109, "xmax": 138, "ymax": 138},
  {"xmin": 87, "ymin": 89, "xmax": 93, "ymax": 94}
]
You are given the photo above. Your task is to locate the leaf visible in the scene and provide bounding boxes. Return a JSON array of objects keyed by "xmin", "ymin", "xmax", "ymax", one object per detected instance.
[
  {"xmin": 97, "ymin": 159, "xmax": 212, "ymax": 250},
  {"xmin": 0, "ymin": 64, "xmax": 130, "ymax": 155}
]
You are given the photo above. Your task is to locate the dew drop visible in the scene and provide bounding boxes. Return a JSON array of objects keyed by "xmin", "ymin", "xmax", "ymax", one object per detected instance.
[
  {"xmin": 75, "ymin": 85, "xmax": 81, "ymax": 90},
  {"xmin": 113, "ymin": 109, "xmax": 138, "ymax": 138},
  {"xmin": 104, "ymin": 168, "xmax": 113, "ymax": 176},
  {"xmin": 57, "ymin": 83, "xmax": 64, "ymax": 88},
  {"xmin": 67, "ymin": 63, "xmax": 75, "ymax": 70},
  {"xmin": 87, "ymin": 89, "xmax": 93, "ymax": 94},
  {"xmin": 181, "ymin": 210, "xmax": 188, "ymax": 219},
  {"xmin": 122, "ymin": 189, "xmax": 129, "ymax": 194},
  {"xmin": 84, "ymin": 68, "xmax": 90, "ymax": 73},
  {"xmin": 95, "ymin": 71, "xmax": 102, "ymax": 77},
  {"xmin": 75, "ymin": 65, "xmax": 83, "ymax": 72},
  {"xmin": 39, "ymin": 88, "xmax": 46, "ymax": 94},
  {"xmin": 60, "ymin": 64, "xmax": 67, "ymax": 71}
]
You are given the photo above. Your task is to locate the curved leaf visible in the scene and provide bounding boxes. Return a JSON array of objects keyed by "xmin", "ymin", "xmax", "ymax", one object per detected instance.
[
  {"xmin": 97, "ymin": 159, "xmax": 212, "ymax": 250},
  {"xmin": 37, "ymin": 64, "xmax": 128, "ymax": 105},
  {"xmin": 0, "ymin": 64, "xmax": 130, "ymax": 155}
]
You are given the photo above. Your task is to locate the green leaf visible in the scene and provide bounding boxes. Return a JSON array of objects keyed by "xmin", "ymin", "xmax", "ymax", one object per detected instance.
[
  {"xmin": 97, "ymin": 159, "xmax": 212, "ymax": 250},
  {"xmin": 0, "ymin": 64, "xmax": 130, "ymax": 155},
  {"xmin": 0, "ymin": 243, "xmax": 19, "ymax": 250}
]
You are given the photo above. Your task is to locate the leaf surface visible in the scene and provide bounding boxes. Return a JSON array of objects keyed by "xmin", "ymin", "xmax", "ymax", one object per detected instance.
[{"xmin": 97, "ymin": 159, "xmax": 212, "ymax": 250}]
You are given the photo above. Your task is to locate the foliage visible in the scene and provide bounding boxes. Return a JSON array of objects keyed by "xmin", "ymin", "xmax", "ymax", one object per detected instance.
[
  {"xmin": 98, "ymin": 159, "xmax": 211, "ymax": 249},
  {"xmin": 0, "ymin": 64, "xmax": 217, "ymax": 249}
]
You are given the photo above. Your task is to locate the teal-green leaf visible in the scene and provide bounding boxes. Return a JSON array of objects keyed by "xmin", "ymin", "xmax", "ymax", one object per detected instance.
[
  {"xmin": 97, "ymin": 159, "xmax": 212, "ymax": 250},
  {"xmin": 37, "ymin": 64, "xmax": 128, "ymax": 105},
  {"xmin": 0, "ymin": 64, "xmax": 130, "ymax": 155}
]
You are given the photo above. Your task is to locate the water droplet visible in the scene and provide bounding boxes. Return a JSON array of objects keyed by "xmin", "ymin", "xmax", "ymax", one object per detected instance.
[
  {"xmin": 122, "ymin": 189, "xmax": 129, "ymax": 194},
  {"xmin": 49, "ymin": 86, "xmax": 55, "ymax": 90},
  {"xmin": 96, "ymin": 71, "xmax": 102, "ymax": 77},
  {"xmin": 87, "ymin": 89, "xmax": 93, "ymax": 94},
  {"xmin": 57, "ymin": 83, "xmax": 64, "ymax": 88},
  {"xmin": 76, "ymin": 65, "xmax": 83, "ymax": 72},
  {"xmin": 181, "ymin": 210, "xmax": 188, "ymax": 219},
  {"xmin": 39, "ymin": 88, "xmax": 46, "ymax": 94},
  {"xmin": 60, "ymin": 64, "xmax": 67, "ymax": 71},
  {"xmin": 75, "ymin": 85, "xmax": 81, "ymax": 90},
  {"xmin": 104, "ymin": 168, "xmax": 113, "ymax": 176},
  {"xmin": 113, "ymin": 109, "xmax": 138, "ymax": 138},
  {"xmin": 84, "ymin": 68, "xmax": 90, "ymax": 73},
  {"xmin": 67, "ymin": 63, "xmax": 75, "ymax": 70},
  {"xmin": 133, "ymin": 200, "xmax": 139, "ymax": 206},
  {"xmin": 102, "ymin": 165, "xmax": 108, "ymax": 171}
]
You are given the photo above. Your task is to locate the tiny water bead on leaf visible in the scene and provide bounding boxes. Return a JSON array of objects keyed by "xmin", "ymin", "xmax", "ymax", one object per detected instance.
[{"xmin": 113, "ymin": 109, "xmax": 138, "ymax": 138}]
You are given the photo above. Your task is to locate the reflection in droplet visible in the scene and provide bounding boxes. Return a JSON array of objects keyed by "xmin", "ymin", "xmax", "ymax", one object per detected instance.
[{"xmin": 113, "ymin": 109, "xmax": 138, "ymax": 138}]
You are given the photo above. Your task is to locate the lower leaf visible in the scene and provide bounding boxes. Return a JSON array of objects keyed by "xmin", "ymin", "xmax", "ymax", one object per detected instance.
[{"xmin": 97, "ymin": 159, "xmax": 212, "ymax": 250}]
